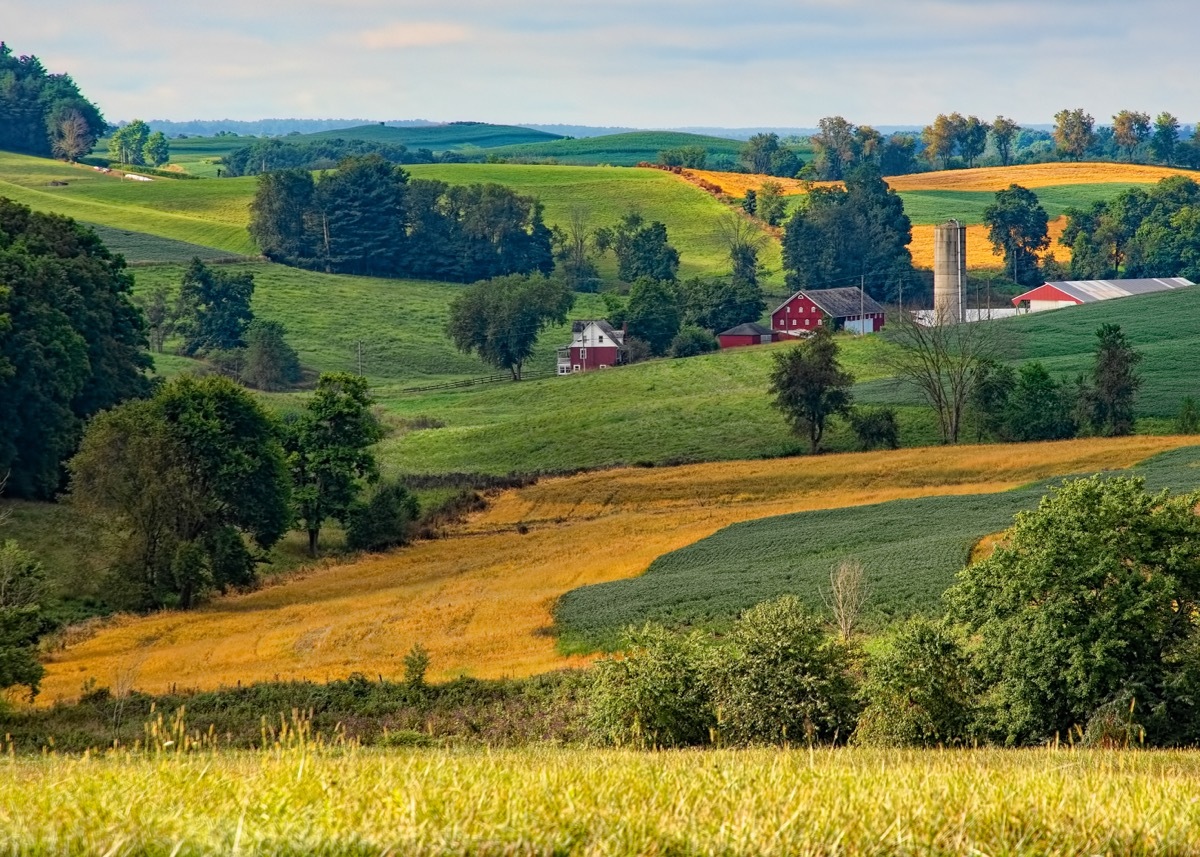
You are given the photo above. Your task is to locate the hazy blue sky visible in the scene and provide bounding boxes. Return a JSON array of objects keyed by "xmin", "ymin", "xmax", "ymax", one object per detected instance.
[{"xmin": 3, "ymin": 0, "xmax": 1195, "ymax": 126}]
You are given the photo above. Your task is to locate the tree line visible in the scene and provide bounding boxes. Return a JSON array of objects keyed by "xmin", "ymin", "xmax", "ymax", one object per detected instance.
[
  {"xmin": 0, "ymin": 42, "xmax": 105, "ymax": 162},
  {"xmin": 106, "ymin": 119, "xmax": 170, "ymax": 168},
  {"xmin": 223, "ymin": 137, "xmax": 450, "ymax": 177},
  {"xmin": 248, "ymin": 155, "xmax": 554, "ymax": 282}
]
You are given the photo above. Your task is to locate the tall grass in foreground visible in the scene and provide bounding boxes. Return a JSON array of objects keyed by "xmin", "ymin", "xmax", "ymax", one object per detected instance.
[{"xmin": 3, "ymin": 741, "xmax": 1200, "ymax": 854}]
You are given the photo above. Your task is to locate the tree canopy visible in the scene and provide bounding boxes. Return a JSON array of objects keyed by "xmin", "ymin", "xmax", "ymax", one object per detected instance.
[
  {"xmin": 782, "ymin": 165, "xmax": 914, "ymax": 303},
  {"xmin": 249, "ymin": 158, "xmax": 554, "ymax": 282},
  {"xmin": 0, "ymin": 198, "xmax": 151, "ymax": 499},
  {"xmin": 67, "ymin": 375, "xmax": 291, "ymax": 609},
  {"xmin": 768, "ymin": 326, "xmax": 854, "ymax": 454},
  {"xmin": 447, "ymin": 274, "xmax": 575, "ymax": 379},
  {"xmin": 0, "ymin": 42, "xmax": 104, "ymax": 159},
  {"xmin": 982, "ymin": 184, "xmax": 1050, "ymax": 287},
  {"xmin": 595, "ymin": 212, "xmax": 680, "ymax": 284},
  {"xmin": 948, "ymin": 476, "xmax": 1200, "ymax": 745}
]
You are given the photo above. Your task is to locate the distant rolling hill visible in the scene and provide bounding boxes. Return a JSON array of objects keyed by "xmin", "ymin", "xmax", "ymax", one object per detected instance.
[
  {"xmin": 485, "ymin": 131, "xmax": 747, "ymax": 166},
  {"xmin": 293, "ymin": 122, "xmax": 563, "ymax": 150}
]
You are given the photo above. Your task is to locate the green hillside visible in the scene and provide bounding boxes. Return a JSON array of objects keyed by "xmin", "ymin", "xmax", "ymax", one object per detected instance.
[
  {"xmin": 295, "ymin": 122, "xmax": 562, "ymax": 150},
  {"xmin": 0, "ymin": 151, "xmax": 256, "ymax": 253},
  {"xmin": 406, "ymin": 163, "xmax": 783, "ymax": 284},
  {"xmin": 554, "ymin": 445, "xmax": 1200, "ymax": 650},
  {"xmin": 485, "ymin": 131, "xmax": 746, "ymax": 166}
]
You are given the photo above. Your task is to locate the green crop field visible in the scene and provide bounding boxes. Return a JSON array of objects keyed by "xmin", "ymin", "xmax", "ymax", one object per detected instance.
[
  {"xmin": 5, "ymin": 742, "xmax": 1200, "ymax": 855},
  {"xmin": 555, "ymin": 445, "xmax": 1200, "ymax": 650},
  {"xmin": 485, "ymin": 130, "xmax": 747, "ymax": 166},
  {"xmin": 294, "ymin": 122, "xmax": 562, "ymax": 150},
  {"xmin": 86, "ymin": 224, "xmax": 248, "ymax": 264},
  {"xmin": 163, "ymin": 135, "xmax": 246, "ymax": 177}
]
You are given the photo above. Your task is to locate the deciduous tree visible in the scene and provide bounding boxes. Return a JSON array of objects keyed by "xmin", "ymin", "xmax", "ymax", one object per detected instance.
[
  {"xmin": 447, "ymin": 274, "xmax": 575, "ymax": 379},
  {"xmin": 176, "ymin": 258, "xmax": 256, "ymax": 355},
  {"xmin": 284, "ymin": 373, "xmax": 383, "ymax": 556},
  {"xmin": 626, "ymin": 277, "xmax": 681, "ymax": 356},
  {"xmin": 768, "ymin": 326, "xmax": 854, "ymax": 454},
  {"xmin": 1112, "ymin": 110, "xmax": 1151, "ymax": 162},
  {"xmin": 595, "ymin": 212, "xmax": 680, "ymax": 284},
  {"xmin": 1053, "ymin": 108, "xmax": 1095, "ymax": 160},
  {"xmin": 990, "ymin": 117, "xmax": 1020, "ymax": 167},
  {"xmin": 1151, "ymin": 112, "xmax": 1181, "ymax": 165},
  {"xmin": 982, "ymin": 184, "xmax": 1050, "ymax": 287}
]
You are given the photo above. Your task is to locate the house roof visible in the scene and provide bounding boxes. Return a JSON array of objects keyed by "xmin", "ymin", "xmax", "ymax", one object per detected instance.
[
  {"xmin": 772, "ymin": 287, "xmax": 885, "ymax": 318},
  {"xmin": 1012, "ymin": 278, "xmax": 1194, "ymax": 306},
  {"xmin": 719, "ymin": 322, "xmax": 775, "ymax": 337},
  {"xmin": 568, "ymin": 319, "xmax": 625, "ymax": 345}
]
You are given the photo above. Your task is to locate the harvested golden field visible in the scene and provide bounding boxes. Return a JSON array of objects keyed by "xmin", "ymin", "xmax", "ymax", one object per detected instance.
[
  {"xmin": 38, "ymin": 437, "xmax": 1192, "ymax": 704},
  {"xmin": 909, "ymin": 216, "xmax": 1070, "ymax": 269},
  {"xmin": 685, "ymin": 163, "xmax": 1198, "ymax": 198},
  {"xmin": 887, "ymin": 162, "xmax": 1198, "ymax": 192}
]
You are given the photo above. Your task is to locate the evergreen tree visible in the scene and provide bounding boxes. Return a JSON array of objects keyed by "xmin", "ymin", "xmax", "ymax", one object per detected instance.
[{"xmin": 1091, "ymin": 323, "xmax": 1142, "ymax": 436}]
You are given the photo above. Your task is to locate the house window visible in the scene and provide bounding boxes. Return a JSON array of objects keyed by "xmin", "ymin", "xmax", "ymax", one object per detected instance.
[{"xmin": 580, "ymin": 348, "xmax": 587, "ymax": 359}]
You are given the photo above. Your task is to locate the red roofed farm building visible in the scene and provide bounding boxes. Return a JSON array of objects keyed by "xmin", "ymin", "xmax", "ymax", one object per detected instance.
[{"xmin": 771, "ymin": 287, "xmax": 886, "ymax": 335}]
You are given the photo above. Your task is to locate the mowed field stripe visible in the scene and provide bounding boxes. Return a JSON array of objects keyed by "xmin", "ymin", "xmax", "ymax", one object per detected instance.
[{"xmin": 38, "ymin": 436, "xmax": 1192, "ymax": 703}]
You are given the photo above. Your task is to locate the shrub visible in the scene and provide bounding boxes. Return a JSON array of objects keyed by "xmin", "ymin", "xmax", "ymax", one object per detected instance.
[
  {"xmin": 344, "ymin": 481, "xmax": 420, "ymax": 552},
  {"xmin": 852, "ymin": 617, "xmax": 975, "ymax": 747},
  {"xmin": 668, "ymin": 326, "xmax": 719, "ymax": 358},
  {"xmin": 708, "ymin": 595, "xmax": 857, "ymax": 745},
  {"xmin": 588, "ymin": 624, "xmax": 713, "ymax": 748},
  {"xmin": 623, "ymin": 336, "xmax": 653, "ymax": 364},
  {"xmin": 1177, "ymin": 396, "xmax": 1200, "ymax": 434},
  {"xmin": 847, "ymin": 407, "xmax": 900, "ymax": 450},
  {"xmin": 403, "ymin": 643, "xmax": 431, "ymax": 689}
]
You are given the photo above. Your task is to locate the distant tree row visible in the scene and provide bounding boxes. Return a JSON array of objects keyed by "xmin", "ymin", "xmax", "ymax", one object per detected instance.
[
  {"xmin": 248, "ymin": 156, "xmax": 554, "ymax": 281},
  {"xmin": 223, "ymin": 137, "xmax": 447, "ymax": 177},
  {"xmin": 107, "ymin": 119, "xmax": 170, "ymax": 167},
  {"xmin": 0, "ymin": 42, "xmax": 105, "ymax": 161}
]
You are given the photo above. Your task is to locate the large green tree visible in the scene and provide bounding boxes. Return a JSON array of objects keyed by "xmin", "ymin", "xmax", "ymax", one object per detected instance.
[
  {"xmin": 249, "ymin": 168, "xmax": 317, "ymax": 263},
  {"xmin": 1112, "ymin": 110, "xmax": 1151, "ymax": 162},
  {"xmin": 284, "ymin": 373, "xmax": 383, "ymax": 556},
  {"xmin": 626, "ymin": 277, "xmax": 682, "ymax": 356},
  {"xmin": 0, "ymin": 199, "xmax": 151, "ymax": 499},
  {"xmin": 1151, "ymin": 112, "xmax": 1181, "ymax": 165},
  {"xmin": 990, "ymin": 117, "xmax": 1021, "ymax": 167},
  {"xmin": 0, "ymin": 42, "xmax": 105, "ymax": 159},
  {"xmin": 176, "ymin": 258, "xmax": 256, "ymax": 355},
  {"xmin": 67, "ymin": 375, "xmax": 291, "ymax": 609},
  {"xmin": 768, "ymin": 325, "xmax": 854, "ymax": 454},
  {"xmin": 108, "ymin": 119, "xmax": 150, "ymax": 166},
  {"xmin": 948, "ymin": 476, "xmax": 1200, "ymax": 745},
  {"xmin": 447, "ymin": 274, "xmax": 575, "ymax": 379},
  {"xmin": 982, "ymin": 184, "xmax": 1050, "ymax": 286},
  {"xmin": 595, "ymin": 212, "xmax": 680, "ymax": 284},
  {"xmin": 782, "ymin": 165, "xmax": 914, "ymax": 303}
]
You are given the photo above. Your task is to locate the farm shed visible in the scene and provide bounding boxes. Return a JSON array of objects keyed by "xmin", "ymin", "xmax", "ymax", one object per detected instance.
[
  {"xmin": 718, "ymin": 322, "xmax": 780, "ymax": 349},
  {"xmin": 1012, "ymin": 278, "xmax": 1194, "ymax": 313},
  {"xmin": 771, "ymin": 287, "xmax": 886, "ymax": 335},
  {"xmin": 557, "ymin": 320, "xmax": 626, "ymax": 375}
]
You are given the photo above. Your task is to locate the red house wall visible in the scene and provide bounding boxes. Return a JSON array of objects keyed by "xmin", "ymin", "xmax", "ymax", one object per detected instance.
[
  {"xmin": 772, "ymin": 294, "xmax": 823, "ymax": 333},
  {"xmin": 569, "ymin": 344, "xmax": 621, "ymax": 370}
]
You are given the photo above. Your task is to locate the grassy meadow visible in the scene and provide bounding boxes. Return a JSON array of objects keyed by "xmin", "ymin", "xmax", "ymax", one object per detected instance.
[
  {"xmin": 5, "ymin": 743, "xmax": 1200, "ymax": 854},
  {"xmin": 34, "ymin": 436, "xmax": 1189, "ymax": 702},
  {"xmin": 556, "ymin": 444, "xmax": 1200, "ymax": 649},
  {"xmin": 296, "ymin": 122, "xmax": 562, "ymax": 149}
]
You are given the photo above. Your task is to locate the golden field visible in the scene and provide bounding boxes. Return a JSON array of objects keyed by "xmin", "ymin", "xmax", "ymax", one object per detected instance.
[
  {"xmin": 684, "ymin": 162, "xmax": 1198, "ymax": 198},
  {"xmin": 909, "ymin": 216, "xmax": 1071, "ymax": 270},
  {"xmin": 6, "ymin": 744, "xmax": 1200, "ymax": 854},
  {"xmin": 36, "ymin": 436, "xmax": 1192, "ymax": 704}
]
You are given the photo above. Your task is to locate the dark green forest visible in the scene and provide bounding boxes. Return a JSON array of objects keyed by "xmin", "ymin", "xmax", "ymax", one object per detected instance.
[{"xmin": 0, "ymin": 42, "xmax": 105, "ymax": 161}]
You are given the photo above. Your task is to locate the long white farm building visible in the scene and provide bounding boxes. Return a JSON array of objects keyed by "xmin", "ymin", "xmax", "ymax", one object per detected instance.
[{"xmin": 1011, "ymin": 278, "xmax": 1194, "ymax": 313}]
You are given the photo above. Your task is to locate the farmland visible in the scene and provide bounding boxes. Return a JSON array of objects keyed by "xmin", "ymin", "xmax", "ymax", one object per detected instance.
[
  {"xmin": 5, "ymin": 743, "xmax": 1200, "ymax": 855},
  {"xmin": 484, "ymin": 130, "xmax": 747, "ymax": 166},
  {"xmin": 556, "ymin": 444, "xmax": 1200, "ymax": 650},
  {"xmin": 294, "ymin": 121, "xmax": 562, "ymax": 150},
  {"xmin": 35, "ymin": 436, "xmax": 1189, "ymax": 702}
]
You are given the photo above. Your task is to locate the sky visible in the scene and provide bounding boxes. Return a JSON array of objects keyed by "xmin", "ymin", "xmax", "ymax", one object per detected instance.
[{"xmin": 3, "ymin": 0, "xmax": 1197, "ymax": 127}]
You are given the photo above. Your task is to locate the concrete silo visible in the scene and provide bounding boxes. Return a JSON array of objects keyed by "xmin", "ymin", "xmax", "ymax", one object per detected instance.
[{"xmin": 933, "ymin": 220, "xmax": 966, "ymax": 324}]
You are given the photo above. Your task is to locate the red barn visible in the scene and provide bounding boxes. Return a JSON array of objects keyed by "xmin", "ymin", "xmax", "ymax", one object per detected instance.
[
  {"xmin": 771, "ymin": 287, "xmax": 886, "ymax": 335},
  {"xmin": 718, "ymin": 322, "xmax": 780, "ymax": 349},
  {"xmin": 557, "ymin": 320, "xmax": 626, "ymax": 375}
]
